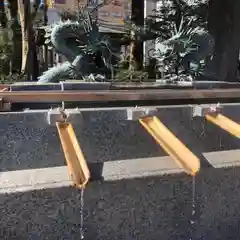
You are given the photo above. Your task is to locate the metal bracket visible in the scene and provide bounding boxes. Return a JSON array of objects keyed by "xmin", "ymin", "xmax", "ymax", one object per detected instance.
[
  {"xmin": 0, "ymin": 98, "xmax": 11, "ymax": 112},
  {"xmin": 47, "ymin": 108, "xmax": 82, "ymax": 125},
  {"xmin": 127, "ymin": 107, "xmax": 158, "ymax": 120},
  {"xmin": 192, "ymin": 104, "xmax": 223, "ymax": 117}
]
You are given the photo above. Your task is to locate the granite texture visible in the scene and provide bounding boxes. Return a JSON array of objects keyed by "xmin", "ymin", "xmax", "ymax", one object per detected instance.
[
  {"xmin": 0, "ymin": 105, "xmax": 240, "ymax": 172},
  {"xmin": 1, "ymin": 105, "xmax": 240, "ymax": 239},
  {"xmin": 10, "ymin": 82, "xmax": 111, "ymax": 91},
  {"xmin": 10, "ymin": 82, "xmax": 61, "ymax": 91},
  {"xmin": 1, "ymin": 168, "xmax": 240, "ymax": 239}
]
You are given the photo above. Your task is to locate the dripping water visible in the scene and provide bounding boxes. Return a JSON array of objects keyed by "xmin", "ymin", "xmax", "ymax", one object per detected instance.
[
  {"xmin": 189, "ymin": 175, "xmax": 196, "ymax": 240},
  {"xmin": 219, "ymin": 135, "xmax": 223, "ymax": 149},
  {"xmin": 79, "ymin": 188, "xmax": 85, "ymax": 239}
]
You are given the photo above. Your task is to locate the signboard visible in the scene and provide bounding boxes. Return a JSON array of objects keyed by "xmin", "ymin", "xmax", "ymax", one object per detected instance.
[
  {"xmin": 46, "ymin": 0, "xmax": 131, "ymax": 33},
  {"xmin": 47, "ymin": 8, "xmax": 61, "ymax": 24},
  {"xmin": 98, "ymin": 0, "xmax": 131, "ymax": 33},
  {"xmin": 51, "ymin": 0, "xmax": 86, "ymax": 11},
  {"xmin": 46, "ymin": 0, "xmax": 86, "ymax": 24},
  {"xmin": 46, "ymin": 0, "xmax": 86, "ymax": 10}
]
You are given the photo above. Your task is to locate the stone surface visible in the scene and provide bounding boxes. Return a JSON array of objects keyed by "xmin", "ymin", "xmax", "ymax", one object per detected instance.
[
  {"xmin": 10, "ymin": 82, "xmax": 61, "ymax": 91},
  {"xmin": 1, "ymin": 105, "xmax": 240, "ymax": 171},
  {"xmin": 1, "ymin": 105, "xmax": 240, "ymax": 239},
  {"xmin": 10, "ymin": 82, "xmax": 111, "ymax": 91},
  {"xmin": 1, "ymin": 150, "xmax": 240, "ymax": 194},
  {"xmin": 60, "ymin": 81, "xmax": 111, "ymax": 90},
  {"xmin": 1, "ymin": 169, "xmax": 240, "ymax": 239}
]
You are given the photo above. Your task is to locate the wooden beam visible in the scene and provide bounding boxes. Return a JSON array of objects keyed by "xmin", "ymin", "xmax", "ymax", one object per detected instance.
[{"xmin": 1, "ymin": 88, "xmax": 240, "ymax": 103}]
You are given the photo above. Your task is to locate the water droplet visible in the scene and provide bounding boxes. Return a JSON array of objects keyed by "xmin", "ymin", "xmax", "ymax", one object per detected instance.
[
  {"xmin": 80, "ymin": 233, "xmax": 84, "ymax": 240},
  {"xmin": 189, "ymin": 176, "xmax": 196, "ymax": 239},
  {"xmin": 219, "ymin": 136, "xmax": 223, "ymax": 149},
  {"xmin": 79, "ymin": 188, "xmax": 85, "ymax": 239}
]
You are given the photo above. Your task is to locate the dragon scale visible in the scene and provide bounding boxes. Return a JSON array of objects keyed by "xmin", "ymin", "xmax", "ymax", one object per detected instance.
[{"xmin": 37, "ymin": 10, "xmax": 115, "ymax": 83}]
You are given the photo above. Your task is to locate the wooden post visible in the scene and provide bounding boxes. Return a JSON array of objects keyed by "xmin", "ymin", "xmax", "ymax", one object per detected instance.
[
  {"xmin": 18, "ymin": 0, "xmax": 28, "ymax": 74},
  {"xmin": 43, "ymin": 1, "xmax": 48, "ymax": 70},
  {"xmin": 131, "ymin": 0, "xmax": 144, "ymax": 69},
  {"xmin": 25, "ymin": 0, "xmax": 32, "ymax": 80},
  {"xmin": 0, "ymin": 0, "xmax": 7, "ymax": 27}
]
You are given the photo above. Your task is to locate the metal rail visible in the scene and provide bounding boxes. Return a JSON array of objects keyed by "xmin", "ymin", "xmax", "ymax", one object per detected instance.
[{"xmin": 1, "ymin": 88, "xmax": 240, "ymax": 103}]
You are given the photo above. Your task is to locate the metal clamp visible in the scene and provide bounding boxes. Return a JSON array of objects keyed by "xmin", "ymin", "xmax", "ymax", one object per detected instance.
[
  {"xmin": 127, "ymin": 107, "xmax": 158, "ymax": 120},
  {"xmin": 192, "ymin": 104, "xmax": 223, "ymax": 117},
  {"xmin": 47, "ymin": 107, "xmax": 82, "ymax": 125},
  {"xmin": 0, "ymin": 98, "xmax": 11, "ymax": 111}
]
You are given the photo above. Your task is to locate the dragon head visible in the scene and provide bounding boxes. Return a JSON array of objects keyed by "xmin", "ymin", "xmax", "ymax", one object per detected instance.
[{"xmin": 75, "ymin": 7, "xmax": 119, "ymax": 71}]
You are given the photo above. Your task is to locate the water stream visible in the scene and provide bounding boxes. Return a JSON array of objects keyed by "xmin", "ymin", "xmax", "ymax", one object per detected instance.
[
  {"xmin": 79, "ymin": 188, "xmax": 85, "ymax": 239},
  {"xmin": 189, "ymin": 175, "xmax": 196, "ymax": 240}
]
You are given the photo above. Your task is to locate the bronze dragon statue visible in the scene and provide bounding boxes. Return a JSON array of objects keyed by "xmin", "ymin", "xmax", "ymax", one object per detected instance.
[{"xmin": 38, "ymin": 6, "xmax": 117, "ymax": 83}]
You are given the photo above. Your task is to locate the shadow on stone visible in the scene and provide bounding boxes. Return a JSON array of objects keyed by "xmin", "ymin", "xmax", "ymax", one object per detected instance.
[{"xmin": 1, "ymin": 167, "xmax": 240, "ymax": 239}]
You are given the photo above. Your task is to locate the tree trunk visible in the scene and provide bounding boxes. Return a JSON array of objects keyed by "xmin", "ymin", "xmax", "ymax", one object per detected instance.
[
  {"xmin": 18, "ymin": 0, "xmax": 28, "ymax": 73},
  {"xmin": 0, "ymin": 0, "xmax": 7, "ymax": 27},
  {"xmin": 129, "ymin": 30, "xmax": 135, "ymax": 76},
  {"xmin": 6, "ymin": 0, "xmax": 21, "ymax": 72},
  {"xmin": 208, "ymin": 0, "xmax": 240, "ymax": 81},
  {"xmin": 131, "ymin": 0, "xmax": 144, "ymax": 68}
]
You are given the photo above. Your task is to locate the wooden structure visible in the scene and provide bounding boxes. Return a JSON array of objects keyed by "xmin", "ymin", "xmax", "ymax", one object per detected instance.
[{"xmin": 2, "ymin": 83, "xmax": 240, "ymax": 182}]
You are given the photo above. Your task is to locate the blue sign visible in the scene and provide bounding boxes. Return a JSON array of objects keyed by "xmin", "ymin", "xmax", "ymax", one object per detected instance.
[{"xmin": 0, "ymin": 1, "xmax": 8, "ymax": 5}]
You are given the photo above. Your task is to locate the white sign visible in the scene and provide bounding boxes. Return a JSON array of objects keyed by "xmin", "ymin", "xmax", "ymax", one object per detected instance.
[{"xmin": 98, "ymin": 0, "xmax": 131, "ymax": 33}]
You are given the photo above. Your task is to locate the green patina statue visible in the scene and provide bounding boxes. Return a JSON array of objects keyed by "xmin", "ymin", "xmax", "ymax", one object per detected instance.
[
  {"xmin": 38, "ymin": 5, "xmax": 215, "ymax": 83},
  {"xmin": 38, "ymin": 6, "xmax": 117, "ymax": 83}
]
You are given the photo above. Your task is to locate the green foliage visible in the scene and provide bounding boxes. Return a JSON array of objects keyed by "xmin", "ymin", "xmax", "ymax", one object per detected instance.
[
  {"xmin": 114, "ymin": 59, "xmax": 148, "ymax": 82},
  {"xmin": 39, "ymin": 0, "xmax": 212, "ymax": 82},
  {"xmin": 146, "ymin": 0, "xmax": 209, "ymax": 40},
  {"xmin": 0, "ymin": 27, "xmax": 13, "ymax": 80},
  {"xmin": 0, "ymin": 27, "xmax": 13, "ymax": 56},
  {"xmin": 110, "ymin": 0, "xmax": 211, "ymax": 81},
  {"xmin": 154, "ymin": 18, "xmax": 197, "ymax": 71},
  {"xmin": 0, "ymin": 0, "xmax": 22, "ymax": 82},
  {"xmin": 38, "ymin": 5, "xmax": 121, "ymax": 82},
  {"xmin": 145, "ymin": 0, "xmax": 212, "ymax": 79}
]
